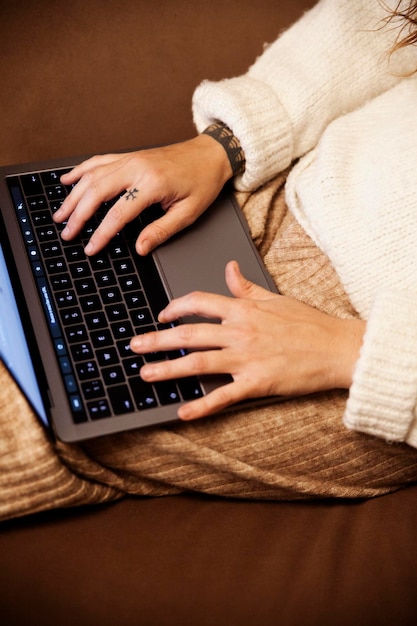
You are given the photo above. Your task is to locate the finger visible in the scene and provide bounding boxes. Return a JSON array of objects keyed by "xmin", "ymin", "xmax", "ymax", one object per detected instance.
[
  {"xmin": 158, "ymin": 290, "xmax": 236, "ymax": 325},
  {"xmin": 140, "ymin": 348, "xmax": 232, "ymax": 384},
  {"xmin": 56, "ymin": 158, "xmax": 127, "ymax": 231},
  {"xmin": 83, "ymin": 188, "xmax": 155, "ymax": 255},
  {"xmin": 225, "ymin": 260, "xmax": 273, "ymax": 301},
  {"xmin": 60, "ymin": 153, "xmax": 125, "ymax": 185},
  {"xmin": 136, "ymin": 201, "xmax": 203, "ymax": 255},
  {"xmin": 177, "ymin": 379, "xmax": 250, "ymax": 420},
  {"xmin": 130, "ymin": 322, "xmax": 230, "ymax": 354}
]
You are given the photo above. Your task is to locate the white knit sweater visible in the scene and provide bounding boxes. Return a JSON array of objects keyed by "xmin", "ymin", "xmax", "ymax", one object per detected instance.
[{"xmin": 192, "ymin": 0, "xmax": 417, "ymax": 448}]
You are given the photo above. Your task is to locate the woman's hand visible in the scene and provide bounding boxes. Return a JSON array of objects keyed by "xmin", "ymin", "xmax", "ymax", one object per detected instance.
[
  {"xmin": 130, "ymin": 261, "xmax": 366, "ymax": 420},
  {"xmin": 54, "ymin": 135, "xmax": 232, "ymax": 256}
]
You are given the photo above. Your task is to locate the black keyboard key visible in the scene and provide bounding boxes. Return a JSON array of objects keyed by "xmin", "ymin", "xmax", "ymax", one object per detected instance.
[
  {"xmin": 61, "ymin": 307, "xmax": 83, "ymax": 325},
  {"xmin": 133, "ymin": 324, "xmax": 155, "ymax": 336},
  {"xmin": 91, "ymin": 328, "xmax": 113, "ymax": 348},
  {"xmin": 85, "ymin": 311, "xmax": 107, "ymax": 330},
  {"xmin": 21, "ymin": 173, "xmax": 43, "ymax": 196},
  {"xmin": 88, "ymin": 399, "xmax": 111, "ymax": 420},
  {"xmin": 108, "ymin": 384, "xmax": 135, "ymax": 415},
  {"xmin": 71, "ymin": 342, "xmax": 94, "ymax": 361},
  {"xmin": 113, "ymin": 258, "xmax": 135, "ymax": 274},
  {"xmin": 66, "ymin": 325, "xmax": 88, "ymax": 343},
  {"xmin": 70, "ymin": 261, "xmax": 91, "ymax": 279},
  {"xmin": 178, "ymin": 377, "xmax": 204, "ymax": 401},
  {"xmin": 129, "ymin": 377, "xmax": 157, "ymax": 410},
  {"xmin": 111, "ymin": 320, "xmax": 134, "ymax": 340},
  {"xmin": 27, "ymin": 195, "xmax": 48, "ymax": 211},
  {"xmin": 56, "ymin": 290, "xmax": 77, "ymax": 308},
  {"xmin": 80, "ymin": 224, "xmax": 95, "ymax": 241},
  {"xmin": 119, "ymin": 274, "xmax": 141, "ymax": 292},
  {"xmin": 102, "ymin": 365, "xmax": 125, "ymax": 386},
  {"xmin": 96, "ymin": 269, "xmax": 117, "ymax": 287},
  {"xmin": 96, "ymin": 347, "xmax": 119, "ymax": 367},
  {"xmin": 45, "ymin": 184, "xmax": 66, "ymax": 201},
  {"xmin": 123, "ymin": 355, "xmax": 144, "ymax": 376},
  {"xmin": 50, "ymin": 199, "xmax": 65, "ymax": 213},
  {"xmin": 106, "ymin": 303, "xmax": 128, "ymax": 322},
  {"xmin": 90, "ymin": 253, "xmax": 110, "ymax": 271},
  {"xmin": 131, "ymin": 307, "xmax": 153, "ymax": 327},
  {"xmin": 125, "ymin": 291, "xmax": 146, "ymax": 308},
  {"xmin": 76, "ymin": 360, "xmax": 99, "ymax": 380},
  {"xmin": 51, "ymin": 273, "xmax": 72, "ymax": 290},
  {"xmin": 116, "ymin": 339, "xmax": 133, "ymax": 359},
  {"xmin": 32, "ymin": 210, "xmax": 51, "ymax": 225},
  {"xmin": 45, "ymin": 256, "xmax": 67, "ymax": 274},
  {"xmin": 36, "ymin": 226, "xmax": 58, "ymax": 242},
  {"xmin": 100, "ymin": 286, "xmax": 123, "ymax": 304},
  {"xmin": 79, "ymin": 294, "xmax": 102, "ymax": 312},
  {"xmin": 155, "ymin": 381, "xmax": 181, "ymax": 405},
  {"xmin": 41, "ymin": 241, "xmax": 62, "ymax": 257},
  {"xmin": 63, "ymin": 244, "xmax": 85, "ymax": 262},
  {"xmin": 74, "ymin": 277, "xmax": 97, "ymax": 294},
  {"xmin": 40, "ymin": 169, "xmax": 65, "ymax": 186},
  {"xmin": 81, "ymin": 378, "xmax": 105, "ymax": 400},
  {"xmin": 144, "ymin": 351, "xmax": 166, "ymax": 363},
  {"xmin": 108, "ymin": 242, "xmax": 130, "ymax": 258}
]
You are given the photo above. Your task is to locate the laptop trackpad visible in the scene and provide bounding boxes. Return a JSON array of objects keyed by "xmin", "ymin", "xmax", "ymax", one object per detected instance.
[{"xmin": 154, "ymin": 192, "xmax": 276, "ymax": 302}]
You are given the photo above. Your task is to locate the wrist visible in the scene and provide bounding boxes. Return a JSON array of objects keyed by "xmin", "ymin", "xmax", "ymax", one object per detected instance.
[
  {"xmin": 190, "ymin": 132, "xmax": 234, "ymax": 187},
  {"xmin": 202, "ymin": 122, "xmax": 246, "ymax": 178},
  {"xmin": 331, "ymin": 318, "xmax": 366, "ymax": 389}
]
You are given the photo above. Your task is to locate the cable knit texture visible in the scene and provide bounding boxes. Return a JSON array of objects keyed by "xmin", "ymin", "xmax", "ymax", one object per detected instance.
[
  {"xmin": 192, "ymin": 0, "xmax": 417, "ymax": 446},
  {"xmin": 344, "ymin": 290, "xmax": 417, "ymax": 445}
]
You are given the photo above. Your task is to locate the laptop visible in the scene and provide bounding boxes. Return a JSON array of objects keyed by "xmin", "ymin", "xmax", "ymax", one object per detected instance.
[{"xmin": 0, "ymin": 152, "xmax": 277, "ymax": 443}]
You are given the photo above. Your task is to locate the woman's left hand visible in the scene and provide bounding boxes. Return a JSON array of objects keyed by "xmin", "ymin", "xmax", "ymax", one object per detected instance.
[{"xmin": 130, "ymin": 261, "xmax": 366, "ymax": 420}]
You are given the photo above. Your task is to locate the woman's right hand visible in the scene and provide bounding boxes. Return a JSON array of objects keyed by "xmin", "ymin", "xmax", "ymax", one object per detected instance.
[{"xmin": 54, "ymin": 134, "xmax": 233, "ymax": 256}]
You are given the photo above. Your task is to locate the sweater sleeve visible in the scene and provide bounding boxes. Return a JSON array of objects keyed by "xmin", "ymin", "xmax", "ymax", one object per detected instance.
[
  {"xmin": 344, "ymin": 290, "xmax": 417, "ymax": 449},
  {"xmin": 192, "ymin": 0, "xmax": 417, "ymax": 191}
]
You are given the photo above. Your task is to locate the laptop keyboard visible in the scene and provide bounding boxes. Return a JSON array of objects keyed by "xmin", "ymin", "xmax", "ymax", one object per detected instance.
[{"xmin": 7, "ymin": 167, "xmax": 202, "ymax": 424}]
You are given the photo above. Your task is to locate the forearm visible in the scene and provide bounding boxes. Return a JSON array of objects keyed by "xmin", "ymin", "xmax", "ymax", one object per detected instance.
[{"xmin": 344, "ymin": 290, "xmax": 417, "ymax": 448}]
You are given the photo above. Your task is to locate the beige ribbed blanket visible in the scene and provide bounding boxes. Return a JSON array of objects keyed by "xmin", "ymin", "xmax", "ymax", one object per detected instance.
[{"xmin": 2, "ymin": 173, "xmax": 417, "ymax": 521}]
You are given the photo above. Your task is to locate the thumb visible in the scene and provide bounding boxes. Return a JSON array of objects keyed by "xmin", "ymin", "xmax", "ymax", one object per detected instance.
[
  {"xmin": 225, "ymin": 260, "xmax": 272, "ymax": 301},
  {"xmin": 136, "ymin": 199, "xmax": 205, "ymax": 255}
]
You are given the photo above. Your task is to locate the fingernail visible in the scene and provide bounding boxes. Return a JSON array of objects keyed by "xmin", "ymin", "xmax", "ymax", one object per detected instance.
[
  {"xmin": 61, "ymin": 225, "xmax": 70, "ymax": 238},
  {"xmin": 84, "ymin": 242, "xmax": 94, "ymax": 255}
]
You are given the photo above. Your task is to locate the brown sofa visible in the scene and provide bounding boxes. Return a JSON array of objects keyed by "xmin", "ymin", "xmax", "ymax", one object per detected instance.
[{"xmin": 1, "ymin": 2, "xmax": 417, "ymax": 624}]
